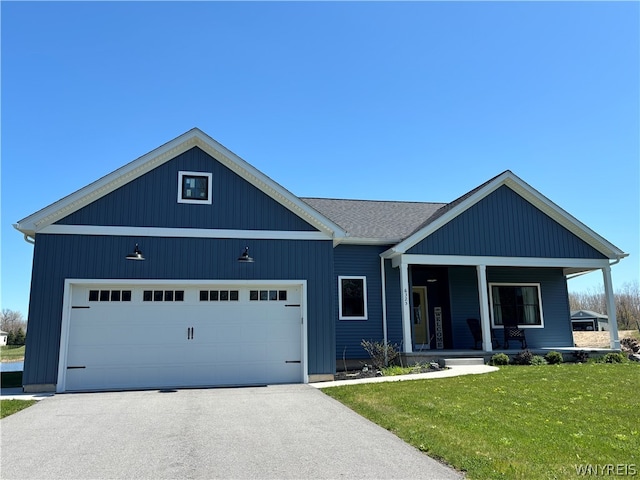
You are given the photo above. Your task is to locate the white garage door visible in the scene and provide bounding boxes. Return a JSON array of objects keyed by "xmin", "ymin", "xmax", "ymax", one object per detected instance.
[{"xmin": 62, "ymin": 283, "xmax": 303, "ymax": 391}]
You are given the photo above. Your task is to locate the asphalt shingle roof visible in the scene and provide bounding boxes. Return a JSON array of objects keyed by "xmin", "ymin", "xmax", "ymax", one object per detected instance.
[{"xmin": 301, "ymin": 198, "xmax": 446, "ymax": 242}]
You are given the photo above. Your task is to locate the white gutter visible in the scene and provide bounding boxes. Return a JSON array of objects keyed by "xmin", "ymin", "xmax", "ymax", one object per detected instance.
[
  {"xmin": 566, "ymin": 256, "xmax": 625, "ymax": 281},
  {"xmin": 13, "ymin": 224, "xmax": 35, "ymax": 244}
]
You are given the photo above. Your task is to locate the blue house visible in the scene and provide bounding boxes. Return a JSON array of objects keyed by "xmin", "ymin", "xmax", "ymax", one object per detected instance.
[{"xmin": 14, "ymin": 129, "xmax": 627, "ymax": 392}]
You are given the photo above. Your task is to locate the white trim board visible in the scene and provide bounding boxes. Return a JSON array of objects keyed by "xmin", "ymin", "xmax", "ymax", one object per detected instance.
[
  {"xmin": 15, "ymin": 128, "xmax": 347, "ymax": 240},
  {"xmin": 56, "ymin": 278, "xmax": 308, "ymax": 393},
  {"xmin": 390, "ymin": 254, "xmax": 611, "ymax": 270},
  {"xmin": 40, "ymin": 224, "xmax": 331, "ymax": 241},
  {"xmin": 383, "ymin": 171, "xmax": 627, "ymax": 261}
]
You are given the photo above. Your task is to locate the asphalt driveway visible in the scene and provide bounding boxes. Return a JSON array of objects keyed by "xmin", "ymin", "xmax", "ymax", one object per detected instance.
[{"xmin": 1, "ymin": 384, "xmax": 462, "ymax": 479}]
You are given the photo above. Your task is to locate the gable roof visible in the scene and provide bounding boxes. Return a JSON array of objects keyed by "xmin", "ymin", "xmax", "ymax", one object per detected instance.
[
  {"xmin": 382, "ymin": 170, "xmax": 627, "ymax": 261},
  {"xmin": 13, "ymin": 130, "xmax": 628, "ymax": 262},
  {"xmin": 301, "ymin": 198, "xmax": 446, "ymax": 243},
  {"xmin": 14, "ymin": 128, "xmax": 347, "ymax": 239}
]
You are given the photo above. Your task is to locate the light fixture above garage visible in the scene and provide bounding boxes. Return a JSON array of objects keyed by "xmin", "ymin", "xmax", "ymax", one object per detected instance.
[
  {"xmin": 237, "ymin": 246, "xmax": 254, "ymax": 263},
  {"xmin": 126, "ymin": 243, "xmax": 145, "ymax": 261}
]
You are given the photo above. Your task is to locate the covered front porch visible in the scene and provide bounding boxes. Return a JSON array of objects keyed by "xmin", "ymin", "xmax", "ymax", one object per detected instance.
[{"xmin": 381, "ymin": 253, "xmax": 622, "ymax": 355}]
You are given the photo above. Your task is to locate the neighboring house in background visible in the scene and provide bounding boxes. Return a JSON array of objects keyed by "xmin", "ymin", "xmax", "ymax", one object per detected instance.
[
  {"xmin": 0, "ymin": 331, "xmax": 7, "ymax": 346},
  {"xmin": 571, "ymin": 310, "xmax": 609, "ymax": 331},
  {"xmin": 14, "ymin": 128, "xmax": 628, "ymax": 393}
]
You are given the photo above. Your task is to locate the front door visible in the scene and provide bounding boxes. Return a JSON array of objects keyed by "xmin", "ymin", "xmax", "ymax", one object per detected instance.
[{"xmin": 412, "ymin": 286, "xmax": 429, "ymax": 350}]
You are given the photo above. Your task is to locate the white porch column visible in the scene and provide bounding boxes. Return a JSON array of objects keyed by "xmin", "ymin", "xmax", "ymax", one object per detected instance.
[
  {"xmin": 399, "ymin": 260, "xmax": 413, "ymax": 353},
  {"xmin": 602, "ymin": 265, "xmax": 620, "ymax": 349},
  {"xmin": 476, "ymin": 264, "xmax": 493, "ymax": 352}
]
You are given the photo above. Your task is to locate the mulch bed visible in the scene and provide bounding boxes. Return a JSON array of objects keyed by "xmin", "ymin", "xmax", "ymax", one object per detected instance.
[{"xmin": 334, "ymin": 363, "xmax": 445, "ymax": 381}]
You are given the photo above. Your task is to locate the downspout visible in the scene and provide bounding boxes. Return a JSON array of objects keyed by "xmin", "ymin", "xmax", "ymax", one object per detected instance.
[
  {"xmin": 380, "ymin": 255, "xmax": 388, "ymax": 365},
  {"xmin": 608, "ymin": 258, "xmax": 621, "ymax": 267}
]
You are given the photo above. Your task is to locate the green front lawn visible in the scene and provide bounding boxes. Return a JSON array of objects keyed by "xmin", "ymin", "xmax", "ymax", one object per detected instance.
[
  {"xmin": 324, "ymin": 363, "xmax": 639, "ymax": 480},
  {"xmin": 0, "ymin": 345, "xmax": 25, "ymax": 361},
  {"xmin": 1, "ymin": 399, "xmax": 37, "ymax": 419}
]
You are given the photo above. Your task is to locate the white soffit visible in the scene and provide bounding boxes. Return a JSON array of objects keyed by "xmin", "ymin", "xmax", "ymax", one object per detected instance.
[{"xmin": 15, "ymin": 128, "xmax": 347, "ymax": 239}]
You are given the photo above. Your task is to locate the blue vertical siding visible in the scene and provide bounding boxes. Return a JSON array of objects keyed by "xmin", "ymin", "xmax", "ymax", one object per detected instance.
[
  {"xmin": 334, "ymin": 245, "xmax": 387, "ymax": 359},
  {"xmin": 384, "ymin": 260, "xmax": 404, "ymax": 348},
  {"xmin": 408, "ymin": 186, "xmax": 606, "ymax": 259},
  {"xmin": 23, "ymin": 234, "xmax": 335, "ymax": 386},
  {"xmin": 57, "ymin": 147, "xmax": 317, "ymax": 231}
]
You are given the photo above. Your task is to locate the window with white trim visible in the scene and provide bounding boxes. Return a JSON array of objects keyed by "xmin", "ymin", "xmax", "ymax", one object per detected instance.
[
  {"xmin": 178, "ymin": 171, "xmax": 212, "ymax": 204},
  {"xmin": 338, "ymin": 276, "xmax": 368, "ymax": 320},
  {"xmin": 489, "ymin": 283, "xmax": 544, "ymax": 327}
]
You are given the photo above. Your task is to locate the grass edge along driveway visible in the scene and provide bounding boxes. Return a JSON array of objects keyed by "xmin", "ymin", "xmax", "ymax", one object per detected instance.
[
  {"xmin": 1, "ymin": 400, "xmax": 37, "ymax": 419},
  {"xmin": 324, "ymin": 363, "xmax": 639, "ymax": 480}
]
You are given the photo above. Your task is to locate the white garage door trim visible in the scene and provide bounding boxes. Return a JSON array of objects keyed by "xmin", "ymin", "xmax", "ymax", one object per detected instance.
[{"xmin": 57, "ymin": 278, "xmax": 308, "ymax": 393}]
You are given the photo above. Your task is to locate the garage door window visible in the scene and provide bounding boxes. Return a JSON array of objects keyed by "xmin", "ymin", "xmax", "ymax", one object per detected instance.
[
  {"xmin": 200, "ymin": 290, "xmax": 239, "ymax": 301},
  {"xmin": 143, "ymin": 290, "xmax": 184, "ymax": 302},
  {"xmin": 249, "ymin": 290, "xmax": 287, "ymax": 301},
  {"xmin": 89, "ymin": 290, "xmax": 132, "ymax": 302}
]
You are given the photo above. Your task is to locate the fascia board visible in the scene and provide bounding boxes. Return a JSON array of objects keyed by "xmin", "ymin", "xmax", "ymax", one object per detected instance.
[
  {"xmin": 501, "ymin": 175, "xmax": 627, "ymax": 260},
  {"xmin": 391, "ymin": 171, "xmax": 627, "ymax": 260},
  {"xmin": 15, "ymin": 128, "xmax": 346, "ymax": 239},
  {"xmin": 39, "ymin": 224, "xmax": 332, "ymax": 241},
  {"xmin": 16, "ymin": 129, "xmax": 203, "ymax": 235},
  {"xmin": 191, "ymin": 130, "xmax": 347, "ymax": 239},
  {"xmin": 392, "ymin": 254, "xmax": 611, "ymax": 269}
]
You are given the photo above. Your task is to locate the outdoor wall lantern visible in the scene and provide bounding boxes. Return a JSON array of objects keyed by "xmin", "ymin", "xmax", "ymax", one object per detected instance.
[
  {"xmin": 237, "ymin": 246, "xmax": 254, "ymax": 263},
  {"xmin": 126, "ymin": 243, "xmax": 145, "ymax": 261}
]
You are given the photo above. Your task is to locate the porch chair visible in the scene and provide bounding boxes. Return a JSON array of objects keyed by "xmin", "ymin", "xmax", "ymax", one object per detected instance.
[
  {"xmin": 466, "ymin": 318, "xmax": 499, "ymax": 350},
  {"xmin": 502, "ymin": 317, "xmax": 527, "ymax": 349}
]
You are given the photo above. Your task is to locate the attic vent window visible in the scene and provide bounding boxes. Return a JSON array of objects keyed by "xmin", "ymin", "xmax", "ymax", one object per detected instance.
[{"xmin": 178, "ymin": 171, "xmax": 212, "ymax": 205}]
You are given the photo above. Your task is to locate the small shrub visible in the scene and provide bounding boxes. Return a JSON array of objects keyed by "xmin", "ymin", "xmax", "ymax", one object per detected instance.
[
  {"xmin": 512, "ymin": 349, "xmax": 534, "ymax": 366},
  {"xmin": 544, "ymin": 351, "xmax": 563, "ymax": 365},
  {"xmin": 573, "ymin": 350, "xmax": 589, "ymax": 363},
  {"xmin": 621, "ymin": 337, "xmax": 640, "ymax": 354},
  {"xmin": 490, "ymin": 353, "xmax": 509, "ymax": 366},
  {"xmin": 360, "ymin": 339, "xmax": 400, "ymax": 370},
  {"xmin": 601, "ymin": 352, "xmax": 627, "ymax": 364},
  {"xmin": 530, "ymin": 355, "xmax": 547, "ymax": 366}
]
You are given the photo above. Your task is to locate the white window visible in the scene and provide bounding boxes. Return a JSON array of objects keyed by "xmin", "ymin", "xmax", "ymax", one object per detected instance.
[
  {"xmin": 338, "ymin": 276, "xmax": 368, "ymax": 320},
  {"xmin": 178, "ymin": 171, "xmax": 212, "ymax": 204},
  {"xmin": 489, "ymin": 283, "xmax": 544, "ymax": 328}
]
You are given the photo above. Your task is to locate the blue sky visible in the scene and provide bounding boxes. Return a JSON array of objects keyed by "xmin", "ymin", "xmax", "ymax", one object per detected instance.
[{"xmin": 2, "ymin": 1, "xmax": 638, "ymax": 317}]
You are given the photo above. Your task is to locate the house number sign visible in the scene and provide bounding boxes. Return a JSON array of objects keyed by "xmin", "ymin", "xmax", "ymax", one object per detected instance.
[{"xmin": 434, "ymin": 307, "xmax": 444, "ymax": 349}]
